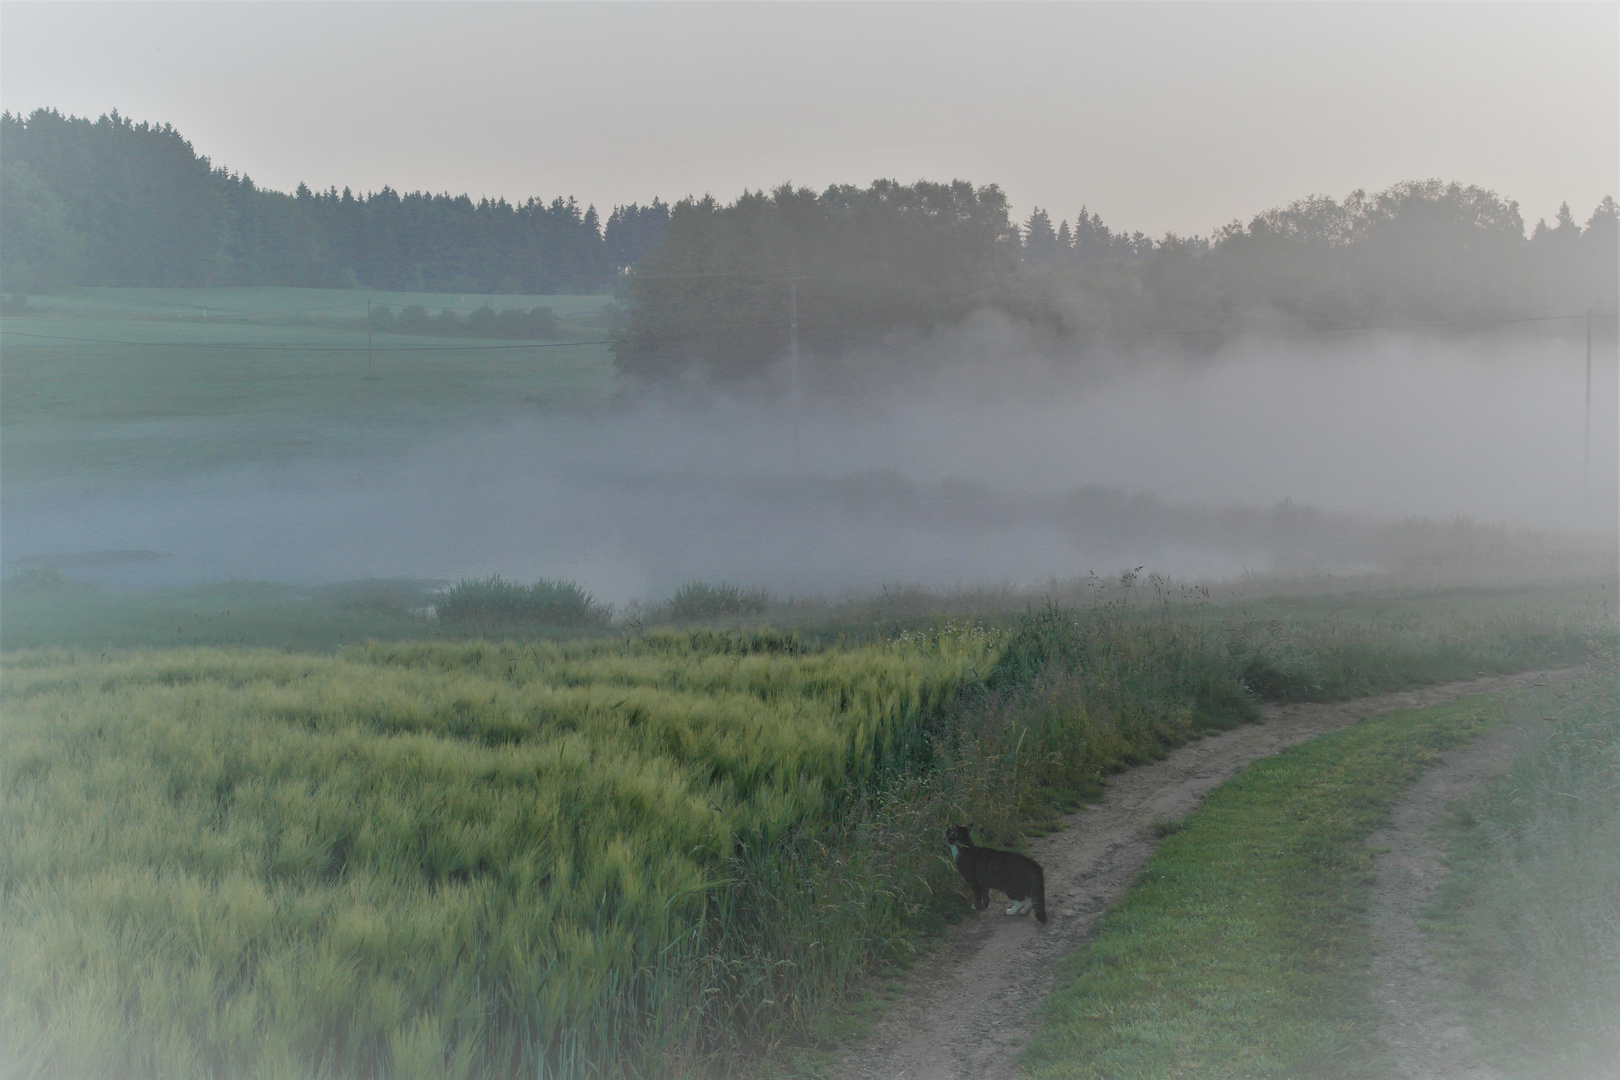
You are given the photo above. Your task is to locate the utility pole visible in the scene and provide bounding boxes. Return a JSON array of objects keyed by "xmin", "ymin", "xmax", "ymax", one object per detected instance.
[
  {"xmin": 1585, "ymin": 306, "xmax": 1593, "ymax": 494},
  {"xmin": 789, "ymin": 279, "xmax": 801, "ymax": 469},
  {"xmin": 366, "ymin": 298, "xmax": 375, "ymax": 381}
]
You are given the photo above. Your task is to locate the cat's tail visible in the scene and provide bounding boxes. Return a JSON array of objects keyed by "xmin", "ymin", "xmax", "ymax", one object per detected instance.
[{"xmin": 1034, "ymin": 866, "xmax": 1047, "ymax": 925}]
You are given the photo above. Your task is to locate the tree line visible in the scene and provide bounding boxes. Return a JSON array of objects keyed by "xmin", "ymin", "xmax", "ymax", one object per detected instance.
[
  {"xmin": 613, "ymin": 180, "xmax": 1020, "ymax": 381},
  {"xmin": 617, "ymin": 181, "xmax": 1616, "ymax": 381},
  {"xmin": 3, "ymin": 107, "xmax": 1613, "ymax": 386},
  {"xmin": 0, "ymin": 108, "xmax": 669, "ymax": 294},
  {"xmin": 1009, "ymin": 184, "xmax": 1616, "ymax": 336}
]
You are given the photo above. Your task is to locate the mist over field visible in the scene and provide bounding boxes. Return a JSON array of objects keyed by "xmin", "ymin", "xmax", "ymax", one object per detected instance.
[
  {"xmin": 2, "ymin": 75, "xmax": 1616, "ymax": 609},
  {"xmin": 6, "ymin": 320, "xmax": 1613, "ymax": 604},
  {"xmin": 3, "ymin": 9, "xmax": 1618, "ymax": 1079}
]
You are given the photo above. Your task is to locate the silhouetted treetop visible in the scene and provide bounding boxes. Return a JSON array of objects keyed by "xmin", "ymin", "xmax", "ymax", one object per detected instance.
[
  {"xmin": 2, "ymin": 109, "xmax": 1612, "ymax": 388},
  {"xmin": 0, "ymin": 107, "xmax": 641, "ymax": 293},
  {"xmin": 613, "ymin": 180, "xmax": 1019, "ymax": 381}
]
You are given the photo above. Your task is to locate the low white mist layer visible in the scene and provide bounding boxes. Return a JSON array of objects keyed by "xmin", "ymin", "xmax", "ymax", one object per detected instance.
[{"xmin": 4, "ymin": 329, "xmax": 1614, "ymax": 604}]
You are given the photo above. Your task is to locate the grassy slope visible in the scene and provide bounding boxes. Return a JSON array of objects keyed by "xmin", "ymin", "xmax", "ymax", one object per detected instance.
[{"xmin": 1022, "ymin": 697, "xmax": 1506, "ymax": 1080}]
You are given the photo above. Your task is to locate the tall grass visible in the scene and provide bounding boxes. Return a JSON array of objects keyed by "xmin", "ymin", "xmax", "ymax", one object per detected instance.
[
  {"xmin": 1427, "ymin": 665, "xmax": 1620, "ymax": 1078},
  {"xmin": 0, "ymin": 630, "xmax": 992, "ymax": 1078},
  {"xmin": 0, "ymin": 593, "xmax": 1608, "ymax": 1078}
]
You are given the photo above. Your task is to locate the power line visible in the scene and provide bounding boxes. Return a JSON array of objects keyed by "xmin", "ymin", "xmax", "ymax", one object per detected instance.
[
  {"xmin": 1586, "ymin": 307, "xmax": 1594, "ymax": 494},
  {"xmin": 0, "ymin": 329, "xmax": 614, "ymax": 352}
]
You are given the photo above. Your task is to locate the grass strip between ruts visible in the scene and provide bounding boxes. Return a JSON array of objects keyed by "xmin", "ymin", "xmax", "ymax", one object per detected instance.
[
  {"xmin": 1022, "ymin": 696, "xmax": 1504, "ymax": 1080},
  {"xmin": 1423, "ymin": 670, "xmax": 1620, "ymax": 1079}
]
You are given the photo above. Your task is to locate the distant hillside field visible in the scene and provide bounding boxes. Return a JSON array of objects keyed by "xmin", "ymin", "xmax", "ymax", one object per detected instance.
[{"xmin": 0, "ymin": 287, "xmax": 617, "ymax": 483}]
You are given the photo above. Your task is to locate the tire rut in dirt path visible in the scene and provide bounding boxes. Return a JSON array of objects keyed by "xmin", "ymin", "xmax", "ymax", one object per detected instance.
[
  {"xmin": 826, "ymin": 668, "xmax": 1574, "ymax": 1080},
  {"xmin": 1366, "ymin": 697, "xmax": 1557, "ymax": 1080}
]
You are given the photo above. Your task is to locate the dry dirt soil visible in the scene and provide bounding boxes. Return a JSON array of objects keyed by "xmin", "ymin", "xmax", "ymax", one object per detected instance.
[{"xmin": 828, "ymin": 669, "xmax": 1569, "ymax": 1080}]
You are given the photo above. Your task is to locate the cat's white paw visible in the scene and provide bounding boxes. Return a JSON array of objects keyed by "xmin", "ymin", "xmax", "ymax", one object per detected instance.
[{"xmin": 1005, "ymin": 903, "xmax": 1020, "ymax": 915}]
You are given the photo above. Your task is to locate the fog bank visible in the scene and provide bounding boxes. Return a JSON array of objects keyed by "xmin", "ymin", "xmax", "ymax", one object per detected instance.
[{"xmin": 4, "ymin": 329, "xmax": 1614, "ymax": 604}]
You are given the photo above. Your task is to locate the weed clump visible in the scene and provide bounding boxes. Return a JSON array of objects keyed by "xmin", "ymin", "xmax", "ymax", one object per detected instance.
[
  {"xmin": 660, "ymin": 580, "xmax": 771, "ymax": 622},
  {"xmin": 1236, "ymin": 635, "xmax": 1324, "ymax": 700},
  {"xmin": 436, "ymin": 574, "xmax": 607, "ymax": 629}
]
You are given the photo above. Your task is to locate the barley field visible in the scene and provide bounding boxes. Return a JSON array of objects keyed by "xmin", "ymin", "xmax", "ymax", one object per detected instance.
[{"xmin": 0, "ymin": 628, "xmax": 996, "ymax": 1079}]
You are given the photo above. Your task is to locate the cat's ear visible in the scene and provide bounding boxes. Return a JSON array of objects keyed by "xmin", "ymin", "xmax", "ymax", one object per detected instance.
[{"xmin": 965, "ymin": 822, "xmax": 974, "ymax": 832}]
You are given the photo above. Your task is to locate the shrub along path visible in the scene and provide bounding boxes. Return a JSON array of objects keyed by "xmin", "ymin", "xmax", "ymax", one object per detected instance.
[{"xmin": 828, "ymin": 668, "xmax": 1571, "ymax": 1080}]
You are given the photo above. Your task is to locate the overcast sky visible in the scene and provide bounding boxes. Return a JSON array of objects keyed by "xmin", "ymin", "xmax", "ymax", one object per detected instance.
[{"xmin": 3, "ymin": 2, "xmax": 1616, "ymax": 238}]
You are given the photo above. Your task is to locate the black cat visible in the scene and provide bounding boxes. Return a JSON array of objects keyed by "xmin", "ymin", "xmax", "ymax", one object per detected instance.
[{"xmin": 945, "ymin": 823, "xmax": 1047, "ymax": 924}]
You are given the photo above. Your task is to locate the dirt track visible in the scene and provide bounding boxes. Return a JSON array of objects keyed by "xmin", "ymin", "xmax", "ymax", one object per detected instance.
[
  {"xmin": 828, "ymin": 669, "xmax": 1568, "ymax": 1080},
  {"xmin": 1367, "ymin": 707, "xmax": 1542, "ymax": 1080}
]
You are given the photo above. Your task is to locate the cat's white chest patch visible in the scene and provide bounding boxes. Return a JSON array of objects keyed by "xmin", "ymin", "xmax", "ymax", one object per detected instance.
[{"xmin": 949, "ymin": 843, "xmax": 960, "ymax": 859}]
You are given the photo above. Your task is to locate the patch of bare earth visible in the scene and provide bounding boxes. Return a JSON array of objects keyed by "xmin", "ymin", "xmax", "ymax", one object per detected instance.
[{"xmin": 826, "ymin": 669, "xmax": 1570, "ymax": 1080}]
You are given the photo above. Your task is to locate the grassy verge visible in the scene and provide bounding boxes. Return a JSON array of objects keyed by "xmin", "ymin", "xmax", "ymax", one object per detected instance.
[
  {"xmin": 1021, "ymin": 696, "xmax": 1508, "ymax": 1080},
  {"xmin": 1425, "ymin": 667, "xmax": 1620, "ymax": 1078}
]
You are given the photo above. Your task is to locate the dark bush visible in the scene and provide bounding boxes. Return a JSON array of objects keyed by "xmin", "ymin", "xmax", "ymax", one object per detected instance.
[
  {"xmin": 398, "ymin": 304, "xmax": 429, "ymax": 332},
  {"xmin": 526, "ymin": 305, "xmax": 560, "ymax": 338},
  {"xmin": 436, "ymin": 575, "xmax": 607, "ymax": 629},
  {"xmin": 494, "ymin": 308, "xmax": 528, "ymax": 337},
  {"xmin": 1238, "ymin": 641, "xmax": 1324, "ymax": 701},
  {"xmin": 661, "ymin": 581, "xmax": 772, "ymax": 622}
]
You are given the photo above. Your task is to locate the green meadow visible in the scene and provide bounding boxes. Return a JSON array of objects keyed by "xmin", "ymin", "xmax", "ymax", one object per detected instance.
[{"xmin": 1, "ymin": 287, "xmax": 617, "ymax": 483}]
